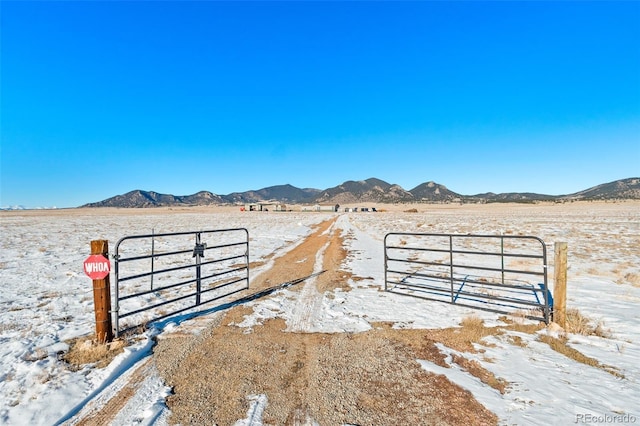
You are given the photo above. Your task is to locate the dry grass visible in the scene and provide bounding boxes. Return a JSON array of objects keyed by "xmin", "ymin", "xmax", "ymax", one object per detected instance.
[
  {"xmin": 423, "ymin": 312, "xmax": 623, "ymax": 384},
  {"xmin": 586, "ymin": 267, "xmax": 601, "ymax": 276},
  {"xmin": 537, "ymin": 335, "xmax": 624, "ymax": 379},
  {"xmin": 394, "ymin": 315, "xmax": 542, "ymax": 363},
  {"xmin": 451, "ymin": 354, "xmax": 509, "ymax": 394},
  {"xmin": 425, "ymin": 315, "xmax": 502, "ymax": 353},
  {"xmin": 565, "ymin": 308, "xmax": 611, "ymax": 338},
  {"xmin": 620, "ymin": 272, "xmax": 640, "ymax": 287},
  {"xmin": 509, "ymin": 321, "xmax": 546, "ymax": 335},
  {"xmin": 372, "ymin": 316, "xmax": 511, "ymax": 397},
  {"xmin": 439, "ymin": 312, "xmax": 623, "ymax": 380},
  {"xmin": 38, "ymin": 291, "xmax": 62, "ymax": 300},
  {"xmin": 62, "ymin": 337, "xmax": 126, "ymax": 371},
  {"xmin": 506, "ymin": 334, "xmax": 528, "ymax": 347},
  {"xmin": 461, "ymin": 315, "xmax": 491, "ymax": 335},
  {"xmin": 498, "ymin": 315, "xmax": 516, "ymax": 325}
]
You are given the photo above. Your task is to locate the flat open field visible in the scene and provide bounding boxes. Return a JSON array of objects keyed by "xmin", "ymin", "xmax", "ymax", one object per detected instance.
[{"xmin": 1, "ymin": 201, "xmax": 639, "ymax": 425}]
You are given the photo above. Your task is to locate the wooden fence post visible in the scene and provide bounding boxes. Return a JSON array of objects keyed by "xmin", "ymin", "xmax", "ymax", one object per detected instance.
[
  {"xmin": 554, "ymin": 242, "xmax": 568, "ymax": 328},
  {"xmin": 91, "ymin": 240, "xmax": 113, "ymax": 343}
]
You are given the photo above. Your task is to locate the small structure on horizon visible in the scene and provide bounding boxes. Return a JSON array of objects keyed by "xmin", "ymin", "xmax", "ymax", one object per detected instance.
[
  {"xmin": 242, "ymin": 202, "xmax": 287, "ymax": 212},
  {"xmin": 301, "ymin": 204, "xmax": 340, "ymax": 212},
  {"xmin": 344, "ymin": 206, "xmax": 377, "ymax": 212}
]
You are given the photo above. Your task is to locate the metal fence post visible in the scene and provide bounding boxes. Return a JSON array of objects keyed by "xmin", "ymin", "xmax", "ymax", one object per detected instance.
[
  {"xmin": 245, "ymin": 228, "xmax": 250, "ymax": 290},
  {"xmin": 449, "ymin": 235, "xmax": 455, "ymax": 303},
  {"xmin": 195, "ymin": 233, "xmax": 202, "ymax": 305},
  {"xmin": 383, "ymin": 234, "xmax": 389, "ymax": 291}
]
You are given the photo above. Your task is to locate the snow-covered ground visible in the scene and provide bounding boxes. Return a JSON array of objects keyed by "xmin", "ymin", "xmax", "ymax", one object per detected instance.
[{"xmin": 0, "ymin": 203, "xmax": 638, "ymax": 425}]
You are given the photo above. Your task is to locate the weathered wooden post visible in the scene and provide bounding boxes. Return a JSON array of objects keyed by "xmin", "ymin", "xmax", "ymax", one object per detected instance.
[
  {"xmin": 84, "ymin": 240, "xmax": 114, "ymax": 343},
  {"xmin": 554, "ymin": 242, "xmax": 568, "ymax": 328}
]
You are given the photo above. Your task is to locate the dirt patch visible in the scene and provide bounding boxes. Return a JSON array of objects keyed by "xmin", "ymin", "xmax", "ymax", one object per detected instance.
[
  {"xmin": 368, "ymin": 319, "xmax": 511, "ymax": 395},
  {"xmin": 154, "ymin": 216, "xmax": 498, "ymax": 425},
  {"xmin": 157, "ymin": 315, "xmax": 497, "ymax": 425}
]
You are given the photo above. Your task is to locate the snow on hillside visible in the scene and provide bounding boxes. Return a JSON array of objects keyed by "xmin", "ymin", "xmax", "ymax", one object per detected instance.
[{"xmin": 0, "ymin": 203, "xmax": 638, "ymax": 425}]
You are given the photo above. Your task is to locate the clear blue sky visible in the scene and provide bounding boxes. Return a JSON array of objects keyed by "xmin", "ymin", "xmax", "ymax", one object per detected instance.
[{"xmin": 2, "ymin": 1, "xmax": 639, "ymax": 208}]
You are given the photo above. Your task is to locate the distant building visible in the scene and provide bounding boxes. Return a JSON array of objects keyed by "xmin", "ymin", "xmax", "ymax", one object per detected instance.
[
  {"xmin": 343, "ymin": 206, "xmax": 377, "ymax": 212},
  {"xmin": 242, "ymin": 202, "xmax": 287, "ymax": 212},
  {"xmin": 301, "ymin": 204, "xmax": 340, "ymax": 212}
]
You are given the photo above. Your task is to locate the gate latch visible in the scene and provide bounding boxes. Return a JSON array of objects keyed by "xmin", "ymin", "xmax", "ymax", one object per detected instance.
[{"xmin": 193, "ymin": 243, "xmax": 207, "ymax": 258}]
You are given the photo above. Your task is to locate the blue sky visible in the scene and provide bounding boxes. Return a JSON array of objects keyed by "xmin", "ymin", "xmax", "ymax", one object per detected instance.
[{"xmin": 2, "ymin": 1, "xmax": 639, "ymax": 208}]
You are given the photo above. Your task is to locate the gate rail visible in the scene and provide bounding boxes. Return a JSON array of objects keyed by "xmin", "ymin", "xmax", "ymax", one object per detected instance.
[
  {"xmin": 114, "ymin": 228, "xmax": 249, "ymax": 337},
  {"xmin": 384, "ymin": 233, "xmax": 551, "ymax": 323}
]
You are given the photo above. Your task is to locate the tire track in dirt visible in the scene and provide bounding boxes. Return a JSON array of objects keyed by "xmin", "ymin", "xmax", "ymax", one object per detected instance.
[
  {"xmin": 153, "ymin": 215, "xmax": 498, "ymax": 425},
  {"xmin": 248, "ymin": 218, "xmax": 337, "ymax": 292},
  {"xmin": 287, "ymin": 220, "xmax": 335, "ymax": 333},
  {"xmin": 70, "ymin": 359, "xmax": 154, "ymax": 426}
]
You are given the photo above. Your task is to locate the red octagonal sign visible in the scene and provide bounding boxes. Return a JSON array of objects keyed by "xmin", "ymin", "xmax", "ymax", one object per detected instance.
[{"xmin": 84, "ymin": 254, "xmax": 111, "ymax": 280}]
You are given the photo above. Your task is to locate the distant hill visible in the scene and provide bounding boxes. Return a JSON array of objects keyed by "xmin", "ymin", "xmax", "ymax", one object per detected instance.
[
  {"xmin": 314, "ymin": 178, "xmax": 415, "ymax": 204},
  {"xmin": 561, "ymin": 177, "xmax": 640, "ymax": 200},
  {"xmin": 467, "ymin": 192, "xmax": 556, "ymax": 203},
  {"xmin": 82, "ymin": 190, "xmax": 225, "ymax": 208},
  {"xmin": 224, "ymin": 184, "xmax": 321, "ymax": 204},
  {"xmin": 80, "ymin": 177, "xmax": 640, "ymax": 208},
  {"xmin": 409, "ymin": 181, "xmax": 461, "ymax": 202}
]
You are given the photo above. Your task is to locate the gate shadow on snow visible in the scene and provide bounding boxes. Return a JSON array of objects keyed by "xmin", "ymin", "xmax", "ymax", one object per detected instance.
[{"xmin": 124, "ymin": 270, "xmax": 327, "ymax": 336}]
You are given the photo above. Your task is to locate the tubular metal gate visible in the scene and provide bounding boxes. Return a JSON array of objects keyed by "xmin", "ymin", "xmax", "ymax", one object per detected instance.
[
  {"xmin": 384, "ymin": 233, "xmax": 552, "ymax": 323},
  {"xmin": 113, "ymin": 228, "xmax": 249, "ymax": 337}
]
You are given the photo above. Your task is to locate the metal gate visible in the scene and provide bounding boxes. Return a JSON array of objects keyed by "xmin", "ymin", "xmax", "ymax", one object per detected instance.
[
  {"xmin": 113, "ymin": 228, "xmax": 249, "ymax": 336},
  {"xmin": 384, "ymin": 233, "xmax": 551, "ymax": 323}
]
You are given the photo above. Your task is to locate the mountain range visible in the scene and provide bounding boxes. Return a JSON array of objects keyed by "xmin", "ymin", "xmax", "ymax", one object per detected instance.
[{"xmin": 80, "ymin": 177, "xmax": 640, "ymax": 208}]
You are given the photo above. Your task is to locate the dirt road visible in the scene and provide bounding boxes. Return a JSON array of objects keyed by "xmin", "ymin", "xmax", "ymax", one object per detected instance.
[{"xmin": 153, "ymin": 217, "xmax": 498, "ymax": 425}]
